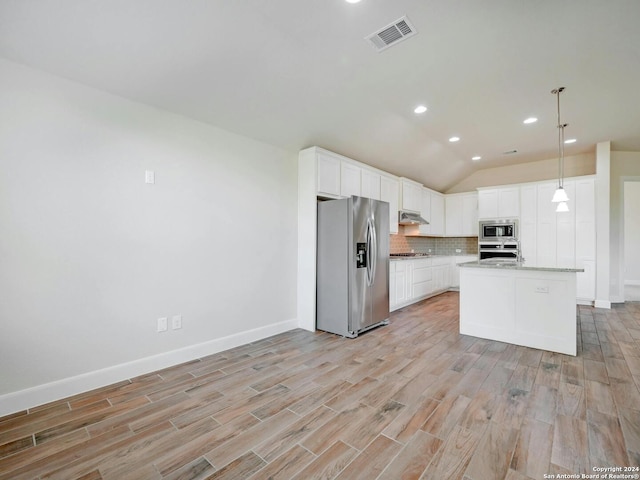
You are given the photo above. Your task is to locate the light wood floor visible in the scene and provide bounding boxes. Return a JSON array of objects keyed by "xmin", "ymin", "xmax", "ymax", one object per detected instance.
[{"xmin": 2, "ymin": 292, "xmax": 640, "ymax": 480}]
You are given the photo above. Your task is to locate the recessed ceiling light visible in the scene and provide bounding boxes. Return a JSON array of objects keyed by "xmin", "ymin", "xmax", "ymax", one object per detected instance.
[
  {"xmin": 472, "ymin": 156, "xmax": 482, "ymax": 161},
  {"xmin": 449, "ymin": 136, "xmax": 460, "ymax": 142},
  {"xmin": 414, "ymin": 105, "xmax": 427, "ymax": 114},
  {"xmin": 345, "ymin": 0, "xmax": 361, "ymax": 3},
  {"xmin": 564, "ymin": 138, "xmax": 577, "ymax": 144},
  {"xmin": 523, "ymin": 117, "xmax": 538, "ymax": 124}
]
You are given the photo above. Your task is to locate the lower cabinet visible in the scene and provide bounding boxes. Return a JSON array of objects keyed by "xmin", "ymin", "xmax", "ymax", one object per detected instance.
[
  {"xmin": 451, "ymin": 255, "xmax": 478, "ymax": 288},
  {"xmin": 390, "ymin": 257, "xmax": 455, "ymax": 312}
]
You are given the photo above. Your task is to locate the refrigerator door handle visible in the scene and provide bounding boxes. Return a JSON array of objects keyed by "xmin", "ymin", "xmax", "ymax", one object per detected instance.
[
  {"xmin": 366, "ymin": 218, "xmax": 376, "ymax": 287},
  {"xmin": 370, "ymin": 216, "xmax": 377, "ymax": 285}
]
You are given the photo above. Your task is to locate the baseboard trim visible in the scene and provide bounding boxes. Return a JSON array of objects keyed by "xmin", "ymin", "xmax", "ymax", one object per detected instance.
[
  {"xmin": 594, "ymin": 299, "xmax": 612, "ymax": 309},
  {"xmin": 0, "ymin": 318, "xmax": 298, "ymax": 417}
]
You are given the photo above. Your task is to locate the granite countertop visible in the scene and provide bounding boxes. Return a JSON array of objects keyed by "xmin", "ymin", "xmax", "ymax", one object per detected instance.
[
  {"xmin": 458, "ymin": 259, "xmax": 584, "ymax": 273},
  {"xmin": 390, "ymin": 253, "xmax": 477, "ymax": 261}
]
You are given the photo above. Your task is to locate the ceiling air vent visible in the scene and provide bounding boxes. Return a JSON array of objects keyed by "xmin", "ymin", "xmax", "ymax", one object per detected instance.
[{"xmin": 366, "ymin": 16, "xmax": 417, "ymax": 52}]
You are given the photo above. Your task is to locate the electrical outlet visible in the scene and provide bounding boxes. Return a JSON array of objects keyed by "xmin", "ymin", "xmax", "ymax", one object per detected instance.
[
  {"xmin": 455, "ymin": 249, "xmax": 462, "ymax": 253},
  {"xmin": 535, "ymin": 286, "xmax": 549, "ymax": 294},
  {"xmin": 171, "ymin": 315, "xmax": 182, "ymax": 330},
  {"xmin": 157, "ymin": 317, "xmax": 168, "ymax": 332}
]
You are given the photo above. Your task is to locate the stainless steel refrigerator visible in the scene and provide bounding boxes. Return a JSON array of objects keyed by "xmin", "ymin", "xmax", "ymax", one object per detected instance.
[{"xmin": 316, "ymin": 196, "xmax": 390, "ymax": 337}]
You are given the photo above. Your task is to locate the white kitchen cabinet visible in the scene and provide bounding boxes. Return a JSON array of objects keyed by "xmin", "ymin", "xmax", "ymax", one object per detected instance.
[
  {"xmin": 499, "ymin": 187, "xmax": 520, "ymax": 218},
  {"xmin": 361, "ymin": 169, "xmax": 381, "ymax": 200},
  {"xmin": 527, "ymin": 177, "xmax": 596, "ymax": 303},
  {"xmin": 556, "ymin": 181, "xmax": 576, "ymax": 268},
  {"xmin": 445, "ymin": 195, "xmax": 463, "ymax": 236},
  {"xmin": 451, "ymin": 255, "xmax": 478, "ymax": 288},
  {"xmin": 430, "ymin": 192, "xmax": 445, "ymax": 236},
  {"xmin": 316, "ymin": 153, "xmax": 341, "ymax": 197},
  {"xmin": 519, "ymin": 184, "xmax": 537, "ymax": 265},
  {"xmin": 462, "ymin": 193, "xmax": 479, "ymax": 236},
  {"xmin": 390, "ymin": 260, "xmax": 410, "ymax": 311},
  {"xmin": 412, "ymin": 259, "xmax": 433, "ymax": 299},
  {"xmin": 380, "ymin": 175, "xmax": 399, "ymax": 234},
  {"xmin": 417, "ymin": 188, "xmax": 432, "ymax": 235},
  {"xmin": 446, "ymin": 192, "xmax": 478, "ymax": 236},
  {"xmin": 536, "ymin": 182, "xmax": 558, "ymax": 267},
  {"xmin": 432, "ymin": 256, "xmax": 451, "ymax": 292},
  {"xmin": 399, "ymin": 178, "xmax": 422, "ymax": 213},
  {"xmin": 575, "ymin": 178, "xmax": 596, "ymax": 302},
  {"xmin": 478, "ymin": 187, "xmax": 520, "ymax": 219},
  {"xmin": 340, "ymin": 162, "xmax": 361, "ymax": 198}
]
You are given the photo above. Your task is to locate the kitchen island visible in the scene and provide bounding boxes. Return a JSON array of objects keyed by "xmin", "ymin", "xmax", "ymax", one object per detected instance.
[{"xmin": 458, "ymin": 260, "xmax": 584, "ymax": 356}]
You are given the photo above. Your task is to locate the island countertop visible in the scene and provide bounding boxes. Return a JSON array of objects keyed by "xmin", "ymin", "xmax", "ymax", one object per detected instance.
[{"xmin": 458, "ymin": 259, "xmax": 584, "ymax": 273}]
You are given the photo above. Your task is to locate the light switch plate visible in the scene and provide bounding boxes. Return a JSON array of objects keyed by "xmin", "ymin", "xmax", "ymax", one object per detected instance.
[{"xmin": 157, "ymin": 317, "xmax": 168, "ymax": 332}]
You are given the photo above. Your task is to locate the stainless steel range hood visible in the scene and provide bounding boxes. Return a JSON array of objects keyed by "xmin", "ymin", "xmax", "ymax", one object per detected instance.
[{"xmin": 398, "ymin": 210, "xmax": 429, "ymax": 225}]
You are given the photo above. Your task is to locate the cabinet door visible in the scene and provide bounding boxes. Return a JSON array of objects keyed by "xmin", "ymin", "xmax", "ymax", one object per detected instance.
[
  {"xmin": 400, "ymin": 179, "xmax": 422, "ymax": 212},
  {"xmin": 361, "ymin": 170, "xmax": 381, "ymax": 200},
  {"xmin": 430, "ymin": 193, "xmax": 445, "ymax": 236},
  {"xmin": 575, "ymin": 178, "xmax": 596, "ymax": 260},
  {"xmin": 380, "ymin": 176, "xmax": 399, "ymax": 234},
  {"xmin": 536, "ymin": 182, "xmax": 558, "ymax": 267},
  {"xmin": 498, "ymin": 187, "xmax": 520, "ymax": 218},
  {"xmin": 556, "ymin": 181, "xmax": 576, "ymax": 268},
  {"xmin": 478, "ymin": 189, "xmax": 498, "ymax": 219},
  {"xmin": 394, "ymin": 261, "xmax": 408, "ymax": 305},
  {"xmin": 340, "ymin": 162, "xmax": 361, "ymax": 198},
  {"xmin": 462, "ymin": 193, "xmax": 478, "ymax": 236},
  {"xmin": 445, "ymin": 195, "xmax": 463, "ymax": 236},
  {"xmin": 317, "ymin": 153, "xmax": 340, "ymax": 197},
  {"xmin": 389, "ymin": 262, "xmax": 397, "ymax": 310},
  {"xmin": 418, "ymin": 189, "xmax": 432, "ymax": 235},
  {"xmin": 519, "ymin": 185, "xmax": 537, "ymax": 266}
]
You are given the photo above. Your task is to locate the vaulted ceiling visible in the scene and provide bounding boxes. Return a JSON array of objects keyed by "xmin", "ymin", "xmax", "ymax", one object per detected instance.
[{"xmin": 1, "ymin": 0, "xmax": 639, "ymax": 191}]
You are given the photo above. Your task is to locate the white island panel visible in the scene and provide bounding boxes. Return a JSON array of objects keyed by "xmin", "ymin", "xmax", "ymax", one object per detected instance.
[{"xmin": 460, "ymin": 265, "xmax": 578, "ymax": 356}]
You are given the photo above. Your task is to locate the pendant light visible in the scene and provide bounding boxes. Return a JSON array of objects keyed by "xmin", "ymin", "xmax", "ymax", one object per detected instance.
[{"xmin": 551, "ymin": 87, "xmax": 569, "ymax": 211}]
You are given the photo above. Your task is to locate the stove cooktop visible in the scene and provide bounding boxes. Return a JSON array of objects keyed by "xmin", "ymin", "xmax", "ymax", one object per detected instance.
[{"xmin": 390, "ymin": 252, "xmax": 431, "ymax": 257}]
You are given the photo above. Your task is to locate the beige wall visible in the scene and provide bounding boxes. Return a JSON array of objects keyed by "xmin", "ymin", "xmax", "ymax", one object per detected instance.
[
  {"xmin": 610, "ymin": 151, "xmax": 640, "ymax": 301},
  {"xmin": 446, "ymin": 153, "xmax": 596, "ymax": 193}
]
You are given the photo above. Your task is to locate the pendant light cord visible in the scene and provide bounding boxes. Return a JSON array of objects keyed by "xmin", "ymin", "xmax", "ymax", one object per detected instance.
[{"xmin": 553, "ymin": 87, "xmax": 567, "ymax": 189}]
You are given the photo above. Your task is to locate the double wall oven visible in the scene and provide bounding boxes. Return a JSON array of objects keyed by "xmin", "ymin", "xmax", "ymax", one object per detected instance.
[{"xmin": 478, "ymin": 219, "xmax": 520, "ymax": 262}]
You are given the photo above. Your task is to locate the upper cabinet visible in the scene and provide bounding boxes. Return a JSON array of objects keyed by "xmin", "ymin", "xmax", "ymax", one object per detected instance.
[
  {"xmin": 478, "ymin": 186, "xmax": 520, "ymax": 219},
  {"xmin": 361, "ymin": 170, "xmax": 381, "ymax": 201},
  {"xmin": 380, "ymin": 175, "xmax": 399, "ymax": 234},
  {"xmin": 316, "ymin": 152, "xmax": 341, "ymax": 197},
  {"xmin": 399, "ymin": 178, "xmax": 423, "ymax": 212},
  {"xmin": 340, "ymin": 162, "xmax": 361, "ymax": 198},
  {"xmin": 430, "ymin": 191, "xmax": 445, "ymax": 236},
  {"xmin": 445, "ymin": 192, "xmax": 478, "ymax": 236}
]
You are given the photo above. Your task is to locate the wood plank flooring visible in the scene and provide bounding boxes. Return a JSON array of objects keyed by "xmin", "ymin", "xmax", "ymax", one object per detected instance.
[{"xmin": 2, "ymin": 292, "xmax": 640, "ymax": 479}]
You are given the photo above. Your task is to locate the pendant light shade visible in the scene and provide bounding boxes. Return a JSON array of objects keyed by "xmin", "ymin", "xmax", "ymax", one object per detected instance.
[
  {"xmin": 552, "ymin": 186, "xmax": 569, "ymax": 203},
  {"xmin": 551, "ymin": 87, "xmax": 570, "ymax": 210}
]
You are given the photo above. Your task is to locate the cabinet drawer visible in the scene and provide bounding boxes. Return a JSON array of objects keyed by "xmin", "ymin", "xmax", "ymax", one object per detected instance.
[
  {"xmin": 431, "ymin": 256, "xmax": 451, "ymax": 266},
  {"xmin": 413, "ymin": 281, "xmax": 433, "ymax": 298},
  {"xmin": 413, "ymin": 267, "xmax": 432, "ymax": 283}
]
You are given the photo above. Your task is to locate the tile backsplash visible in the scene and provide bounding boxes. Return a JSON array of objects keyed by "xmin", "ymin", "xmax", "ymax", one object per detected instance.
[{"xmin": 390, "ymin": 232, "xmax": 478, "ymax": 256}]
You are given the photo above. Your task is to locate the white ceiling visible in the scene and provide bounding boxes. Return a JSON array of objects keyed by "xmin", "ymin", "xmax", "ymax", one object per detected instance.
[{"xmin": 1, "ymin": 0, "xmax": 639, "ymax": 191}]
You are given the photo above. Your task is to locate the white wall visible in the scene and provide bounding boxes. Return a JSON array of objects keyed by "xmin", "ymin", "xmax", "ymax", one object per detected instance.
[
  {"xmin": 0, "ymin": 59, "xmax": 298, "ymax": 413},
  {"xmin": 610, "ymin": 151, "xmax": 640, "ymax": 302},
  {"xmin": 624, "ymin": 182, "xmax": 640, "ymax": 285}
]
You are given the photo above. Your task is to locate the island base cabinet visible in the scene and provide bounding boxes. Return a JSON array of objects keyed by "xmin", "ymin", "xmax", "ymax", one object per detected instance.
[{"xmin": 459, "ymin": 267, "xmax": 577, "ymax": 356}]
